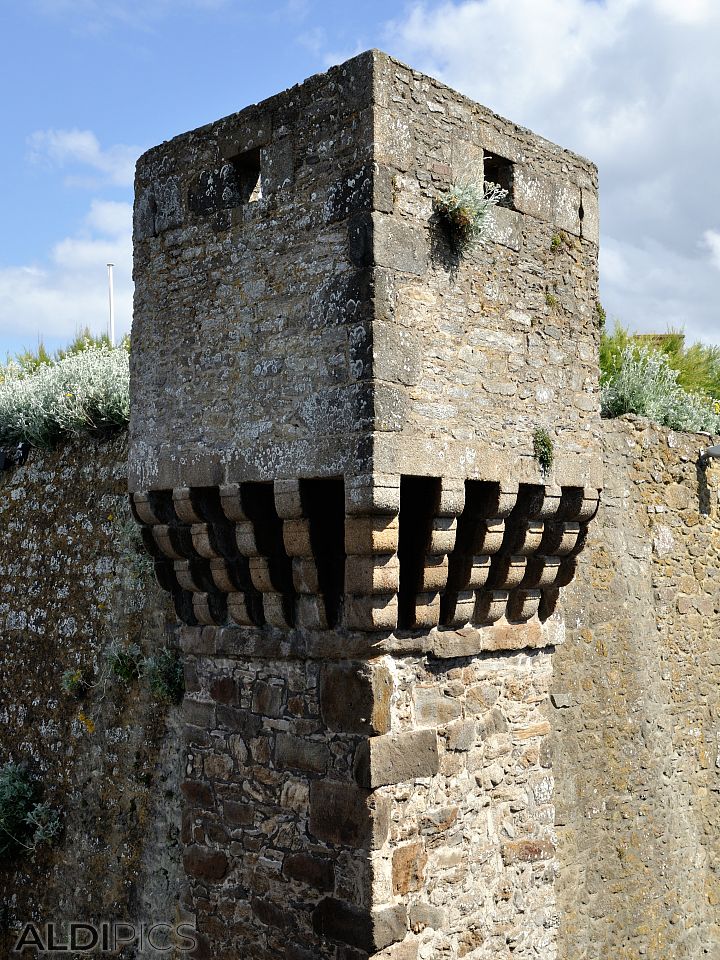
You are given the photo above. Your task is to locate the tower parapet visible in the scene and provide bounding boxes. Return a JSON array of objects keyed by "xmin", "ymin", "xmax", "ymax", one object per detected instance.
[{"xmin": 130, "ymin": 50, "xmax": 601, "ymax": 958}]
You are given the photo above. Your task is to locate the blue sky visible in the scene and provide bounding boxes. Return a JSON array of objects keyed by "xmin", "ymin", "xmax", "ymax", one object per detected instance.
[{"xmin": 1, "ymin": 0, "xmax": 719, "ymax": 355}]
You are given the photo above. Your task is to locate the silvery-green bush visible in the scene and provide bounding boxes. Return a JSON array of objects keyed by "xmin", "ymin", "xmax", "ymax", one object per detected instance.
[
  {"xmin": 602, "ymin": 345, "xmax": 720, "ymax": 434},
  {"xmin": 0, "ymin": 344, "xmax": 129, "ymax": 446}
]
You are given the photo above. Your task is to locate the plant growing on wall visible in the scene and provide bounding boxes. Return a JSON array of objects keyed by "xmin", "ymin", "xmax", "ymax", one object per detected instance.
[
  {"xmin": 144, "ymin": 648, "xmax": 185, "ymax": 704},
  {"xmin": 60, "ymin": 669, "xmax": 85, "ymax": 698},
  {"xmin": 435, "ymin": 173, "xmax": 508, "ymax": 254},
  {"xmin": 0, "ymin": 763, "xmax": 61, "ymax": 860},
  {"xmin": 533, "ymin": 428, "xmax": 554, "ymax": 474},
  {"xmin": 106, "ymin": 642, "xmax": 144, "ymax": 685}
]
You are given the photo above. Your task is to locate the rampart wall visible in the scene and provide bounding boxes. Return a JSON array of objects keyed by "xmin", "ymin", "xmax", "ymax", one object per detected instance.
[
  {"xmin": 0, "ymin": 437, "xmax": 184, "ymax": 957},
  {"xmin": 1, "ymin": 418, "xmax": 718, "ymax": 957},
  {"xmin": 555, "ymin": 416, "xmax": 720, "ymax": 960}
]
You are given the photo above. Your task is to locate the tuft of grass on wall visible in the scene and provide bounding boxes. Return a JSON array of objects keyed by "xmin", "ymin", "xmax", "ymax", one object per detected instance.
[
  {"xmin": 532, "ymin": 428, "xmax": 554, "ymax": 474},
  {"xmin": 0, "ymin": 334, "xmax": 130, "ymax": 447},
  {"xmin": 144, "ymin": 648, "xmax": 185, "ymax": 704},
  {"xmin": 0, "ymin": 763, "xmax": 61, "ymax": 860},
  {"xmin": 435, "ymin": 173, "xmax": 508, "ymax": 253}
]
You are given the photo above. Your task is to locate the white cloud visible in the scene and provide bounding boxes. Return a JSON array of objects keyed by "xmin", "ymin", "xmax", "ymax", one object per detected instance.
[
  {"xmin": 703, "ymin": 230, "xmax": 720, "ymax": 272},
  {"xmin": 384, "ymin": 0, "xmax": 720, "ymax": 344},
  {"xmin": 0, "ymin": 201, "xmax": 132, "ymax": 348},
  {"xmin": 28, "ymin": 129, "xmax": 140, "ymax": 188}
]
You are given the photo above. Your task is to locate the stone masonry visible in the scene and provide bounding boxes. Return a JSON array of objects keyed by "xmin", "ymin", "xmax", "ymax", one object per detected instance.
[
  {"xmin": 554, "ymin": 417, "xmax": 720, "ymax": 960},
  {"xmin": 130, "ymin": 51, "xmax": 602, "ymax": 958}
]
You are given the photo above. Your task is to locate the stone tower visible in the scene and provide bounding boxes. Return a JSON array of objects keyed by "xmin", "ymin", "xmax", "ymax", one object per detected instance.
[{"xmin": 130, "ymin": 50, "xmax": 601, "ymax": 959}]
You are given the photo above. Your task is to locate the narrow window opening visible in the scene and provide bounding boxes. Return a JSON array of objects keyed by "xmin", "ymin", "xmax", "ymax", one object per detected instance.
[
  {"xmin": 483, "ymin": 151, "xmax": 515, "ymax": 209},
  {"xmin": 300, "ymin": 477, "xmax": 345, "ymax": 628},
  {"xmin": 229, "ymin": 147, "xmax": 263, "ymax": 204},
  {"xmin": 241, "ymin": 481, "xmax": 295, "ymax": 626},
  {"xmin": 398, "ymin": 476, "xmax": 441, "ymax": 630},
  {"xmin": 441, "ymin": 480, "xmax": 498, "ymax": 626}
]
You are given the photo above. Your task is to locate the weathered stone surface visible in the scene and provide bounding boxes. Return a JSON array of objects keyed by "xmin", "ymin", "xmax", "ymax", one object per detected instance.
[
  {"xmin": 392, "ymin": 842, "xmax": 428, "ymax": 895},
  {"xmin": 555, "ymin": 417, "xmax": 720, "ymax": 960},
  {"xmin": 0, "ymin": 435, "xmax": 184, "ymax": 958},
  {"xmin": 309, "ymin": 781, "xmax": 390, "ymax": 849},
  {"xmin": 275, "ymin": 732, "xmax": 330, "ymax": 774},
  {"xmin": 183, "ymin": 846, "xmax": 229, "ymax": 881},
  {"xmin": 320, "ymin": 660, "xmax": 392, "ymax": 735},
  {"xmin": 283, "ymin": 853, "xmax": 335, "ymax": 891},
  {"xmin": 353, "ymin": 730, "xmax": 439, "ymax": 788}
]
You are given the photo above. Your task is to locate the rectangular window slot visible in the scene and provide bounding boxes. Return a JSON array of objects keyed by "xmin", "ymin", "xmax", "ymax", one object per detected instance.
[
  {"xmin": 397, "ymin": 475, "xmax": 442, "ymax": 630},
  {"xmin": 441, "ymin": 480, "xmax": 498, "ymax": 626},
  {"xmin": 483, "ymin": 151, "xmax": 515, "ymax": 208},
  {"xmin": 299, "ymin": 477, "xmax": 345, "ymax": 628},
  {"xmin": 241, "ymin": 481, "xmax": 294, "ymax": 626},
  {"xmin": 229, "ymin": 146, "xmax": 263, "ymax": 204}
]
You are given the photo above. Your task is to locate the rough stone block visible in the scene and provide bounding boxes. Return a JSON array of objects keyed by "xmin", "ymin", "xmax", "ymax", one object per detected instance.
[
  {"xmin": 445, "ymin": 718, "xmax": 476, "ymax": 751},
  {"xmin": 501, "ymin": 838, "xmax": 555, "ymax": 865},
  {"xmin": 354, "ymin": 729, "xmax": 439, "ymax": 788},
  {"xmin": 180, "ymin": 779, "xmax": 214, "ymax": 809},
  {"xmin": 392, "ymin": 842, "xmax": 428, "ymax": 895},
  {"xmin": 320, "ymin": 661, "xmax": 392, "ymax": 735},
  {"xmin": 408, "ymin": 903, "xmax": 446, "ymax": 933},
  {"xmin": 275, "ymin": 732, "xmax": 330, "ymax": 774},
  {"xmin": 223, "ymin": 800, "xmax": 255, "ymax": 827},
  {"xmin": 216, "ymin": 705, "xmax": 263, "ymax": 738},
  {"xmin": 283, "ymin": 853, "xmax": 335, "ymax": 891},
  {"xmin": 252, "ymin": 897, "xmax": 289, "ymax": 929},
  {"xmin": 208, "ymin": 676, "xmax": 237, "ymax": 705},
  {"xmin": 252, "ymin": 680, "xmax": 285, "ymax": 717},
  {"xmin": 309, "ymin": 780, "xmax": 390, "ymax": 849},
  {"xmin": 413, "ymin": 686, "xmax": 462, "ymax": 726},
  {"xmin": 183, "ymin": 846, "xmax": 229, "ymax": 881}
]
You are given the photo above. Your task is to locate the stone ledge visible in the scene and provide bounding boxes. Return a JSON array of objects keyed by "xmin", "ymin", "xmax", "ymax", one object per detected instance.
[
  {"xmin": 353, "ymin": 729, "xmax": 439, "ymax": 788},
  {"xmin": 177, "ymin": 613, "xmax": 565, "ymax": 662}
]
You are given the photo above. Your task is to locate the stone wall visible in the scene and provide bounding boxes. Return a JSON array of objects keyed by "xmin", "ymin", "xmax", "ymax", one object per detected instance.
[
  {"xmin": 130, "ymin": 49, "xmax": 601, "ymax": 495},
  {"xmin": 3, "ymin": 420, "xmax": 720, "ymax": 957},
  {"xmin": 554, "ymin": 416, "xmax": 720, "ymax": 959},
  {"xmin": 0, "ymin": 437, "xmax": 184, "ymax": 956},
  {"xmin": 179, "ymin": 624, "xmax": 560, "ymax": 959}
]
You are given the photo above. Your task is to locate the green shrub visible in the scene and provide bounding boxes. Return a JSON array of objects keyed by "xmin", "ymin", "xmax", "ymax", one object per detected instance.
[
  {"xmin": 0, "ymin": 763, "xmax": 60, "ymax": 859},
  {"xmin": 0, "ymin": 339, "xmax": 129, "ymax": 447},
  {"xmin": 601, "ymin": 346, "xmax": 720, "ymax": 433},
  {"xmin": 600, "ymin": 323, "xmax": 720, "ymax": 399},
  {"xmin": 144, "ymin": 648, "xmax": 185, "ymax": 704},
  {"xmin": 106, "ymin": 642, "xmax": 144, "ymax": 685},
  {"xmin": 60, "ymin": 669, "xmax": 85, "ymax": 698},
  {"xmin": 435, "ymin": 173, "xmax": 508, "ymax": 253},
  {"xmin": 533, "ymin": 428, "xmax": 554, "ymax": 474}
]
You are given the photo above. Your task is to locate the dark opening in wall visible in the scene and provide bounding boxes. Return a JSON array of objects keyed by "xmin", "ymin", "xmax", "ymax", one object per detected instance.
[
  {"xmin": 441, "ymin": 480, "xmax": 498, "ymax": 626},
  {"xmin": 299, "ymin": 477, "xmax": 345, "ymax": 628},
  {"xmin": 229, "ymin": 147, "xmax": 263, "ymax": 204},
  {"xmin": 241, "ymin": 482, "xmax": 295, "ymax": 626},
  {"xmin": 398, "ymin": 475, "xmax": 441, "ymax": 630},
  {"xmin": 483, "ymin": 151, "xmax": 515, "ymax": 208}
]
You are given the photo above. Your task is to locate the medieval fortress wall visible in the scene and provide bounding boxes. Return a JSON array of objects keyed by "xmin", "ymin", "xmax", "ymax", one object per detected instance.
[
  {"xmin": 1, "ymin": 422, "xmax": 718, "ymax": 959},
  {"xmin": 1, "ymin": 50, "xmax": 718, "ymax": 960}
]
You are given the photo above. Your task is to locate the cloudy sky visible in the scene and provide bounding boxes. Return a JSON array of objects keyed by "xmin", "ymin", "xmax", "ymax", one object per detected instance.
[{"xmin": 1, "ymin": 0, "xmax": 718, "ymax": 355}]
